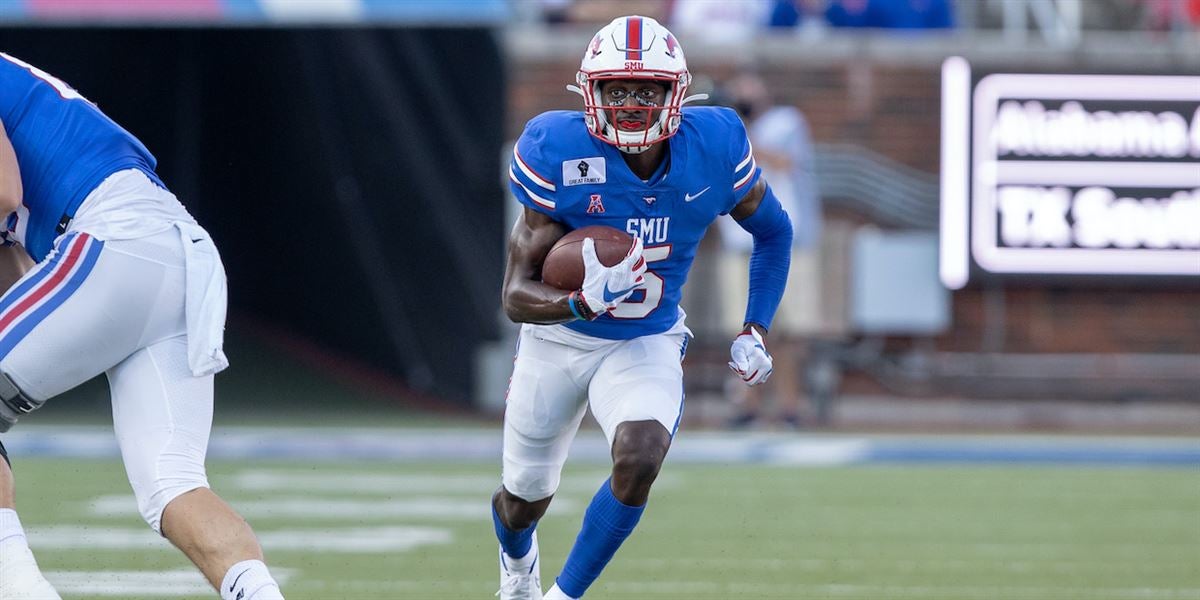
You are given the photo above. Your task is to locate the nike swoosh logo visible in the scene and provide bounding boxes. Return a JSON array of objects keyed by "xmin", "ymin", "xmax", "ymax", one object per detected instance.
[
  {"xmin": 229, "ymin": 569, "xmax": 249, "ymax": 593},
  {"xmin": 603, "ymin": 283, "xmax": 636, "ymax": 303},
  {"xmin": 684, "ymin": 186, "xmax": 711, "ymax": 202}
]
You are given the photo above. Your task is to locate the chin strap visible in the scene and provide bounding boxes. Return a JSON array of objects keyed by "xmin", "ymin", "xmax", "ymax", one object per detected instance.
[{"xmin": 566, "ymin": 84, "xmax": 585, "ymax": 97}]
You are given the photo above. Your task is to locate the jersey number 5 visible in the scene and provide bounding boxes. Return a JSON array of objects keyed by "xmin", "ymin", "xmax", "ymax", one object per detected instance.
[{"xmin": 610, "ymin": 245, "xmax": 670, "ymax": 319}]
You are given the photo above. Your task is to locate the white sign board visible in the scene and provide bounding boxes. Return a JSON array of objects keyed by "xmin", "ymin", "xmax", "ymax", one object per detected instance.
[{"xmin": 940, "ymin": 57, "xmax": 1200, "ymax": 289}]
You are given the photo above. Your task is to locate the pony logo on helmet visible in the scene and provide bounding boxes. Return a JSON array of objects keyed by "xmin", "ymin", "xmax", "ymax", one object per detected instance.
[
  {"xmin": 568, "ymin": 15, "xmax": 707, "ymax": 154},
  {"xmin": 589, "ymin": 34, "xmax": 604, "ymax": 58},
  {"xmin": 664, "ymin": 33, "xmax": 680, "ymax": 59}
]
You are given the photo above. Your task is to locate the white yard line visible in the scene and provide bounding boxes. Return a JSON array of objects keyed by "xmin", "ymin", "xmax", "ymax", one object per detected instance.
[
  {"xmin": 29, "ymin": 525, "xmax": 452, "ymax": 553},
  {"xmin": 85, "ymin": 494, "xmax": 577, "ymax": 520},
  {"xmin": 597, "ymin": 581, "xmax": 1200, "ymax": 599},
  {"xmin": 44, "ymin": 573, "xmax": 1200, "ymax": 600},
  {"xmin": 260, "ymin": 579, "xmax": 1200, "ymax": 599},
  {"xmin": 229, "ymin": 469, "xmax": 635, "ymax": 494},
  {"xmin": 632, "ymin": 556, "xmax": 1199, "ymax": 574},
  {"xmin": 45, "ymin": 569, "xmax": 295, "ymax": 597}
]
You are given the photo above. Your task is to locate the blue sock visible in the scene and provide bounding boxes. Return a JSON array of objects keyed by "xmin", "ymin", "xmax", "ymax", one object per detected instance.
[
  {"xmin": 492, "ymin": 501, "xmax": 536, "ymax": 559},
  {"xmin": 556, "ymin": 478, "xmax": 646, "ymax": 598}
]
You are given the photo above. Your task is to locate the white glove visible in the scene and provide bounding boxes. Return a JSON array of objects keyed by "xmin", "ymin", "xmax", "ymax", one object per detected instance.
[
  {"xmin": 728, "ymin": 327, "xmax": 773, "ymax": 386},
  {"xmin": 579, "ymin": 236, "xmax": 647, "ymax": 316}
]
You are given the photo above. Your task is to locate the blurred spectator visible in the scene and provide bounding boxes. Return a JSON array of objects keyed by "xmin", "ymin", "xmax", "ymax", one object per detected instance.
[
  {"xmin": 539, "ymin": 0, "xmax": 573, "ymax": 24},
  {"xmin": 537, "ymin": 0, "xmax": 831, "ymax": 32},
  {"xmin": 1139, "ymin": 0, "xmax": 1200, "ymax": 30},
  {"xmin": 769, "ymin": 0, "xmax": 805, "ymax": 27},
  {"xmin": 825, "ymin": 0, "xmax": 955, "ymax": 29},
  {"xmin": 537, "ymin": 0, "xmax": 669, "ymax": 25},
  {"xmin": 768, "ymin": 0, "xmax": 828, "ymax": 28},
  {"xmin": 717, "ymin": 73, "xmax": 823, "ymax": 430},
  {"xmin": 669, "ymin": 0, "xmax": 773, "ymax": 42}
]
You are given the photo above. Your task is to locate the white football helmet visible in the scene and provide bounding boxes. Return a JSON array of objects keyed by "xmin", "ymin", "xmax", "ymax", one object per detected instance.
[{"xmin": 569, "ymin": 15, "xmax": 705, "ymax": 154}]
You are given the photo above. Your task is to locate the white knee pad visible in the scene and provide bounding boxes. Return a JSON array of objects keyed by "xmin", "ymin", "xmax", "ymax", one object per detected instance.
[
  {"xmin": 501, "ymin": 400, "xmax": 586, "ymax": 503},
  {"xmin": 136, "ymin": 482, "xmax": 209, "ymax": 534},
  {"xmin": 502, "ymin": 463, "xmax": 560, "ymax": 503},
  {"xmin": 128, "ymin": 455, "xmax": 210, "ymax": 533}
]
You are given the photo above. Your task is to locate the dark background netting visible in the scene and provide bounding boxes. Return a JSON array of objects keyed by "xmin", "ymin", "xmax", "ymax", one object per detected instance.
[{"xmin": 1, "ymin": 27, "xmax": 507, "ymax": 403}]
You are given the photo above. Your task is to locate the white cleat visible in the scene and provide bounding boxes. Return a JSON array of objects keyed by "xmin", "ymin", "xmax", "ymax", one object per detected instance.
[
  {"xmin": 0, "ymin": 537, "xmax": 62, "ymax": 600},
  {"xmin": 496, "ymin": 531, "xmax": 542, "ymax": 600}
]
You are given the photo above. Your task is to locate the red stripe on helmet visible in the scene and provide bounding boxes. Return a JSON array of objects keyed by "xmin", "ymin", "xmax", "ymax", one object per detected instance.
[{"xmin": 626, "ymin": 17, "xmax": 642, "ymax": 61}]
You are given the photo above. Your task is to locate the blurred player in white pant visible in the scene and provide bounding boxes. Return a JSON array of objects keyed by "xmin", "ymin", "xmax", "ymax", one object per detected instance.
[
  {"xmin": 719, "ymin": 72, "xmax": 823, "ymax": 430},
  {"xmin": 0, "ymin": 53, "xmax": 283, "ymax": 600}
]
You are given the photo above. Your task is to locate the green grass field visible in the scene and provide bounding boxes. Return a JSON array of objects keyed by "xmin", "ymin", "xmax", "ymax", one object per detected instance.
[{"xmin": 12, "ymin": 457, "xmax": 1199, "ymax": 600}]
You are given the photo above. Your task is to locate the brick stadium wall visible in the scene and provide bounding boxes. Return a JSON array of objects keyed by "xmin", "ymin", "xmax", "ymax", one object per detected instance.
[
  {"xmin": 946, "ymin": 287, "xmax": 1200, "ymax": 355},
  {"xmin": 507, "ymin": 57, "xmax": 1200, "ymax": 358},
  {"xmin": 508, "ymin": 61, "xmax": 943, "ymax": 171}
]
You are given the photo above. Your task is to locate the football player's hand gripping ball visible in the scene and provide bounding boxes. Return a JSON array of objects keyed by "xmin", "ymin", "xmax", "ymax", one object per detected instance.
[
  {"xmin": 580, "ymin": 236, "xmax": 647, "ymax": 315},
  {"xmin": 729, "ymin": 327, "xmax": 773, "ymax": 386}
]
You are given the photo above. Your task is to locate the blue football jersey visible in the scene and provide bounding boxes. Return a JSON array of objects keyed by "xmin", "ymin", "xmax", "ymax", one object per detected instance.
[
  {"xmin": 509, "ymin": 106, "xmax": 761, "ymax": 340},
  {"xmin": 0, "ymin": 52, "xmax": 163, "ymax": 261}
]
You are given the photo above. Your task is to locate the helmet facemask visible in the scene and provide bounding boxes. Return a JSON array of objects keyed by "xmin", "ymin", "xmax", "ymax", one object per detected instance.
[
  {"xmin": 568, "ymin": 16, "xmax": 705, "ymax": 154},
  {"xmin": 578, "ymin": 73, "xmax": 688, "ymax": 154}
]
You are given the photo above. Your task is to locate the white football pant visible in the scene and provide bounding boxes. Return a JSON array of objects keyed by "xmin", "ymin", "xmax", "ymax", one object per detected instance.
[{"xmin": 502, "ymin": 322, "xmax": 688, "ymax": 502}]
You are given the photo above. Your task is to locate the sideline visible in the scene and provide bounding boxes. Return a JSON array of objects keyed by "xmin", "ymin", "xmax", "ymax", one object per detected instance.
[{"xmin": 4, "ymin": 426, "xmax": 1198, "ymax": 467}]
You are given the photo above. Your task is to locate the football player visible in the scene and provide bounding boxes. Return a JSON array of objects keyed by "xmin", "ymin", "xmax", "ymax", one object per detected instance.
[
  {"xmin": 495, "ymin": 15, "xmax": 793, "ymax": 599},
  {"xmin": 0, "ymin": 53, "xmax": 284, "ymax": 600}
]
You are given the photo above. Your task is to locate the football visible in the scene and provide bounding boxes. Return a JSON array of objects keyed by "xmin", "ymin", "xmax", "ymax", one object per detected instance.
[{"xmin": 541, "ymin": 225, "xmax": 635, "ymax": 291}]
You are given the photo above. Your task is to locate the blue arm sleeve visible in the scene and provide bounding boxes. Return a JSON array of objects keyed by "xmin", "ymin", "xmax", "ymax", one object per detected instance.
[{"xmin": 737, "ymin": 184, "xmax": 793, "ymax": 331}]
